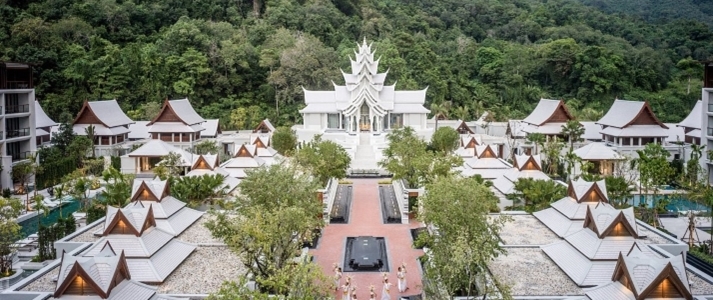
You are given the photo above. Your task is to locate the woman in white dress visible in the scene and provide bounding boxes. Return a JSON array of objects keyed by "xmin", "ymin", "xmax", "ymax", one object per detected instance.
[
  {"xmin": 396, "ymin": 266, "xmax": 405, "ymax": 292},
  {"xmin": 399, "ymin": 263, "xmax": 408, "ymax": 292},
  {"xmin": 334, "ymin": 265, "xmax": 343, "ymax": 291},
  {"xmin": 369, "ymin": 285, "xmax": 377, "ymax": 300},
  {"xmin": 381, "ymin": 276, "xmax": 392, "ymax": 300},
  {"xmin": 342, "ymin": 277, "xmax": 351, "ymax": 300}
]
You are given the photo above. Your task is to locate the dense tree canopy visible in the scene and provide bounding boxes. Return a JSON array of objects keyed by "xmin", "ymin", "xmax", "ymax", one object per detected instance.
[{"xmin": 1, "ymin": 0, "xmax": 710, "ymax": 126}]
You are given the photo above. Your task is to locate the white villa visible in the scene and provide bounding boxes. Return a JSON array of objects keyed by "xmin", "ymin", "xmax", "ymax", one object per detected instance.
[
  {"xmin": 298, "ymin": 40, "xmax": 429, "ymax": 134},
  {"xmin": 597, "ymin": 100, "xmax": 669, "ymax": 151},
  {"xmin": 72, "ymin": 100, "xmax": 134, "ymax": 157},
  {"xmin": 521, "ymin": 99, "xmax": 576, "ymax": 139},
  {"xmin": 147, "ymin": 99, "xmax": 206, "ymax": 150}
]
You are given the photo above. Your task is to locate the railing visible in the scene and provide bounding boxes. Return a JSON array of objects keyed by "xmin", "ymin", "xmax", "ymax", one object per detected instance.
[
  {"xmin": 323, "ymin": 178, "xmax": 339, "ymax": 224},
  {"xmin": 5, "ymin": 104, "xmax": 29, "ymax": 114},
  {"xmin": 6, "ymin": 128, "xmax": 30, "ymax": 138},
  {"xmin": 0, "ymin": 131, "xmax": 4, "ymax": 140},
  {"xmin": 393, "ymin": 179, "xmax": 409, "ymax": 224},
  {"xmin": 4, "ymin": 81, "xmax": 32, "ymax": 89},
  {"xmin": 11, "ymin": 151, "xmax": 31, "ymax": 161}
]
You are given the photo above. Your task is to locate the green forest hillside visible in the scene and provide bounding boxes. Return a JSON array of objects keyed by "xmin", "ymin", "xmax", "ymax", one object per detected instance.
[
  {"xmin": 1, "ymin": 0, "xmax": 712, "ymax": 128},
  {"xmin": 578, "ymin": 0, "xmax": 713, "ymax": 28}
]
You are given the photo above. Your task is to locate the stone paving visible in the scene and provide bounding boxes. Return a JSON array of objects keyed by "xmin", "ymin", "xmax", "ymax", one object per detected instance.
[
  {"xmin": 489, "ymin": 248, "xmax": 583, "ymax": 296},
  {"xmin": 496, "ymin": 215, "xmax": 560, "ymax": 246},
  {"xmin": 310, "ymin": 179, "xmax": 424, "ymax": 299}
]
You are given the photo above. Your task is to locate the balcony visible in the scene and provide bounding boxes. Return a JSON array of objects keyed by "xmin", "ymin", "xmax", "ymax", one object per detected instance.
[
  {"xmin": 708, "ymin": 127, "xmax": 713, "ymax": 137},
  {"xmin": 4, "ymin": 81, "xmax": 32, "ymax": 89},
  {"xmin": 5, "ymin": 104, "xmax": 29, "ymax": 114},
  {"xmin": 6, "ymin": 128, "xmax": 30, "ymax": 139},
  {"xmin": 11, "ymin": 151, "xmax": 31, "ymax": 162}
]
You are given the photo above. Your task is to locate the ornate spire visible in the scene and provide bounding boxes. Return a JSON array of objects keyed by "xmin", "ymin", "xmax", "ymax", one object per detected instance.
[{"xmin": 342, "ymin": 40, "xmax": 388, "ymax": 118}]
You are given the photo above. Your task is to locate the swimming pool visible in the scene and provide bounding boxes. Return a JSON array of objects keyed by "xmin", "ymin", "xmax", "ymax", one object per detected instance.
[
  {"xmin": 666, "ymin": 199, "xmax": 709, "ymax": 213},
  {"xmin": 17, "ymin": 198, "xmax": 82, "ymax": 239}
]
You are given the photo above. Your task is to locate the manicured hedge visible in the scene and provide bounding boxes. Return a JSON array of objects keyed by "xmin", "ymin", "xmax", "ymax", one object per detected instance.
[{"xmin": 36, "ymin": 157, "xmax": 77, "ymax": 189}]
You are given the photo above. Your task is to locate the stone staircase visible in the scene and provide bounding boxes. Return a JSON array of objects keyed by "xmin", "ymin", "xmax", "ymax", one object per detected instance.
[{"xmin": 351, "ymin": 133, "xmax": 379, "ymax": 171}]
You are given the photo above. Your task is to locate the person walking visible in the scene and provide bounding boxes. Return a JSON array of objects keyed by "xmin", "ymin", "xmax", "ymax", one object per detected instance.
[
  {"xmin": 333, "ymin": 263, "xmax": 343, "ymax": 291},
  {"xmin": 398, "ymin": 262, "xmax": 408, "ymax": 292},
  {"xmin": 369, "ymin": 285, "xmax": 377, "ymax": 300},
  {"xmin": 342, "ymin": 277, "xmax": 352, "ymax": 300},
  {"xmin": 381, "ymin": 273, "xmax": 392, "ymax": 300},
  {"xmin": 351, "ymin": 286, "xmax": 358, "ymax": 299}
]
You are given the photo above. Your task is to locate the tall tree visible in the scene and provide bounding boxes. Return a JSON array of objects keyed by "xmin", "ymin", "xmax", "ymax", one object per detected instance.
[
  {"xmin": 84, "ymin": 125, "xmax": 96, "ymax": 158},
  {"xmin": 419, "ymin": 175, "xmax": 512, "ymax": 298},
  {"xmin": 0, "ymin": 197, "xmax": 22, "ymax": 276},
  {"xmin": 430, "ymin": 101, "xmax": 451, "ymax": 129},
  {"xmin": 272, "ymin": 127, "xmax": 298, "ymax": 156},
  {"xmin": 560, "ymin": 120, "xmax": 584, "ymax": 151},
  {"xmin": 206, "ymin": 164, "xmax": 324, "ymax": 292},
  {"xmin": 635, "ymin": 144, "xmax": 675, "ymax": 227},
  {"xmin": 294, "ymin": 135, "xmax": 351, "ymax": 186},
  {"xmin": 507, "ymin": 178, "xmax": 566, "ymax": 212},
  {"xmin": 102, "ymin": 167, "xmax": 134, "ymax": 207},
  {"xmin": 430, "ymin": 127, "xmax": 460, "ymax": 154},
  {"xmin": 526, "ymin": 132, "xmax": 545, "ymax": 154}
]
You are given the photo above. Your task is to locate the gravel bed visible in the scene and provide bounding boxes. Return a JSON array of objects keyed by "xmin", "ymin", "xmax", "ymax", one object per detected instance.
[
  {"xmin": 496, "ymin": 215, "xmax": 560, "ymax": 245},
  {"xmin": 489, "ymin": 248, "xmax": 583, "ymax": 296},
  {"xmin": 176, "ymin": 215, "xmax": 224, "ymax": 244},
  {"xmin": 158, "ymin": 246, "xmax": 245, "ymax": 294},
  {"xmin": 638, "ymin": 226, "xmax": 675, "ymax": 244},
  {"xmin": 67, "ymin": 222, "xmax": 102, "ymax": 243},
  {"xmin": 689, "ymin": 272, "xmax": 713, "ymax": 295},
  {"xmin": 20, "ymin": 266, "xmax": 59, "ymax": 292}
]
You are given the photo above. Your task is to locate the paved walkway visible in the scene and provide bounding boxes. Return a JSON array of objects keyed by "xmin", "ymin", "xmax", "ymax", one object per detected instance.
[{"xmin": 311, "ymin": 179, "xmax": 424, "ymax": 299}]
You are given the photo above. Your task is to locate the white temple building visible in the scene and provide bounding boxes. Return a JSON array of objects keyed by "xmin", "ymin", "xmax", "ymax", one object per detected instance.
[{"xmin": 298, "ymin": 40, "xmax": 429, "ymax": 135}]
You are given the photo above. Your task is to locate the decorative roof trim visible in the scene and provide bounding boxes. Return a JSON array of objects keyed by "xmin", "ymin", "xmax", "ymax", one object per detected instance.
[
  {"xmin": 148, "ymin": 99, "xmax": 179, "ymax": 126},
  {"xmin": 515, "ymin": 155, "xmax": 541, "ymax": 171},
  {"xmin": 72, "ymin": 100, "xmax": 108, "ymax": 127},
  {"xmin": 131, "ymin": 181, "xmax": 160, "ymax": 202},
  {"xmin": 234, "ymin": 144, "xmax": 255, "ymax": 158},
  {"xmin": 456, "ymin": 120, "xmax": 474, "ymax": 134},
  {"xmin": 626, "ymin": 101, "xmax": 669, "ymax": 129},
  {"xmin": 191, "ymin": 155, "xmax": 215, "ymax": 171}
]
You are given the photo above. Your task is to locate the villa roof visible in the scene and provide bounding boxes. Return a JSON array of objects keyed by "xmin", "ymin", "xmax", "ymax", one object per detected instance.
[
  {"xmin": 596, "ymin": 100, "xmax": 668, "ymax": 129},
  {"xmin": 148, "ymin": 99, "xmax": 205, "ymax": 126},
  {"xmin": 131, "ymin": 179, "xmax": 170, "ymax": 202},
  {"xmin": 128, "ymin": 121, "xmax": 152, "ymax": 140},
  {"xmin": 677, "ymin": 100, "xmax": 702, "ymax": 130},
  {"xmin": 522, "ymin": 99, "xmax": 574, "ymax": 126},
  {"xmin": 84, "ymin": 227, "xmax": 174, "ymax": 258},
  {"xmin": 569, "ymin": 179, "xmax": 609, "ymax": 203},
  {"xmin": 475, "ymin": 144, "xmax": 498, "ymax": 159},
  {"xmin": 461, "ymin": 135, "xmax": 481, "ymax": 148},
  {"xmin": 251, "ymin": 135, "xmax": 270, "ymax": 148},
  {"xmin": 34, "ymin": 100, "xmax": 57, "ymax": 128},
  {"xmin": 192, "ymin": 154, "xmax": 219, "ymax": 170},
  {"xmin": 202, "ymin": 119, "xmax": 221, "ymax": 137},
  {"xmin": 127, "ymin": 140, "xmax": 193, "ymax": 165},
  {"xmin": 491, "ymin": 169, "xmax": 550, "ymax": 194},
  {"xmin": 73, "ymin": 100, "xmax": 134, "ymax": 128},
  {"xmin": 253, "ymin": 119, "xmax": 275, "ymax": 133},
  {"xmin": 583, "ymin": 204, "xmax": 639, "ymax": 238},
  {"xmin": 73, "ymin": 123, "xmax": 131, "ymax": 136},
  {"xmin": 464, "ymin": 157, "xmax": 510, "ymax": 169},
  {"xmin": 103, "ymin": 205, "xmax": 156, "ymax": 236},
  {"xmin": 541, "ymin": 240, "xmax": 617, "ymax": 287},
  {"xmin": 128, "ymin": 196, "xmax": 185, "ymax": 219},
  {"xmin": 54, "ymin": 249, "xmax": 132, "ymax": 298},
  {"xmin": 587, "ymin": 247, "xmax": 691, "ymax": 300},
  {"xmin": 513, "ymin": 154, "xmax": 542, "ymax": 171},
  {"xmin": 574, "ymin": 143, "xmax": 623, "ymax": 161},
  {"xmin": 581, "ymin": 122, "xmax": 603, "ymax": 140},
  {"xmin": 148, "ymin": 122, "xmax": 205, "ymax": 133},
  {"xmin": 533, "ymin": 207, "xmax": 587, "ymax": 237}
]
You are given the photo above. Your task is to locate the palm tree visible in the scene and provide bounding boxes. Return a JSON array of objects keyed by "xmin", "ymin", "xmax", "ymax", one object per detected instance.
[
  {"xmin": 33, "ymin": 194, "xmax": 49, "ymax": 231},
  {"xmin": 563, "ymin": 150, "xmax": 581, "ymax": 181},
  {"xmin": 85, "ymin": 125, "xmax": 96, "ymax": 158},
  {"xmin": 452, "ymin": 106, "xmax": 470, "ymax": 121},
  {"xmin": 560, "ymin": 120, "xmax": 585, "ymax": 151},
  {"xmin": 430, "ymin": 101, "xmax": 451, "ymax": 129}
]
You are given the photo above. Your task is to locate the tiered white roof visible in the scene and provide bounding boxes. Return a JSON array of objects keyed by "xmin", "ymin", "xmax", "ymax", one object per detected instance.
[
  {"xmin": 128, "ymin": 121, "xmax": 151, "ymax": 140},
  {"xmin": 34, "ymin": 100, "xmax": 57, "ymax": 132},
  {"xmin": 253, "ymin": 119, "xmax": 275, "ymax": 133},
  {"xmin": 53, "ymin": 246, "xmax": 168, "ymax": 299},
  {"xmin": 585, "ymin": 246, "xmax": 692, "ymax": 300},
  {"xmin": 678, "ymin": 100, "xmax": 702, "ymax": 131},
  {"xmin": 128, "ymin": 140, "xmax": 194, "ymax": 166},
  {"xmin": 534, "ymin": 179, "xmax": 609, "ymax": 237},
  {"xmin": 512, "ymin": 154, "xmax": 542, "ymax": 171},
  {"xmin": 521, "ymin": 99, "xmax": 575, "ymax": 135},
  {"xmin": 300, "ymin": 39, "xmax": 428, "ymax": 116},
  {"xmin": 148, "ymin": 99, "xmax": 206, "ymax": 133},
  {"xmin": 597, "ymin": 100, "xmax": 668, "ymax": 138},
  {"xmin": 574, "ymin": 142, "xmax": 623, "ymax": 161},
  {"xmin": 72, "ymin": 100, "xmax": 134, "ymax": 136},
  {"xmin": 202, "ymin": 119, "xmax": 221, "ymax": 137},
  {"xmin": 221, "ymin": 143, "xmax": 282, "ymax": 178},
  {"xmin": 186, "ymin": 154, "xmax": 240, "ymax": 194}
]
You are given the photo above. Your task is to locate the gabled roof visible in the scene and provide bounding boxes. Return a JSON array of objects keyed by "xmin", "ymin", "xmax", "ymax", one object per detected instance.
[
  {"xmin": 233, "ymin": 144, "xmax": 257, "ymax": 158},
  {"xmin": 513, "ymin": 154, "xmax": 542, "ymax": 171},
  {"xmin": 533, "ymin": 207, "xmax": 586, "ymax": 237},
  {"xmin": 568, "ymin": 179, "xmax": 609, "ymax": 203},
  {"xmin": 131, "ymin": 179, "xmax": 170, "ymax": 202},
  {"xmin": 127, "ymin": 140, "xmax": 193, "ymax": 165},
  {"xmin": 128, "ymin": 121, "xmax": 152, "ymax": 140},
  {"xmin": 522, "ymin": 99, "xmax": 574, "ymax": 126},
  {"xmin": 85, "ymin": 228, "xmax": 174, "ymax": 258},
  {"xmin": 126, "ymin": 196, "xmax": 185, "ymax": 219},
  {"xmin": 202, "ymin": 119, "xmax": 221, "ymax": 137},
  {"xmin": 609, "ymin": 247, "xmax": 691, "ymax": 300},
  {"xmin": 34, "ymin": 100, "xmax": 57, "ymax": 128},
  {"xmin": 573, "ymin": 143, "xmax": 623, "ymax": 161},
  {"xmin": 475, "ymin": 144, "xmax": 498, "ymax": 159},
  {"xmin": 677, "ymin": 100, "xmax": 702, "ymax": 130},
  {"xmin": 251, "ymin": 135, "xmax": 270, "ymax": 148},
  {"xmin": 73, "ymin": 100, "xmax": 134, "ymax": 128},
  {"xmin": 148, "ymin": 99, "xmax": 205, "ymax": 126},
  {"xmin": 191, "ymin": 154, "xmax": 219, "ymax": 170},
  {"xmin": 103, "ymin": 205, "xmax": 156, "ymax": 236},
  {"xmin": 464, "ymin": 157, "xmax": 510, "ymax": 169},
  {"xmin": 253, "ymin": 119, "xmax": 276, "ymax": 133},
  {"xmin": 596, "ymin": 100, "xmax": 668, "ymax": 129},
  {"xmin": 583, "ymin": 204, "xmax": 638, "ymax": 238},
  {"xmin": 455, "ymin": 120, "xmax": 474, "ymax": 134},
  {"xmin": 460, "ymin": 135, "xmax": 481, "ymax": 148},
  {"xmin": 54, "ymin": 249, "xmax": 131, "ymax": 298}
]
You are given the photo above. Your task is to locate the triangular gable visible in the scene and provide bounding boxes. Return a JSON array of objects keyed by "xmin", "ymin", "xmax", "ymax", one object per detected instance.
[
  {"xmin": 543, "ymin": 100, "xmax": 575, "ymax": 125},
  {"xmin": 234, "ymin": 144, "xmax": 255, "ymax": 158},
  {"xmin": 98, "ymin": 241, "xmax": 117, "ymax": 257},
  {"xmin": 578, "ymin": 183, "xmax": 608, "ymax": 203},
  {"xmin": 191, "ymin": 155, "xmax": 214, "ymax": 171},
  {"xmin": 72, "ymin": 100, "xmax": 107, "ymax": 127},
  {"xmin": 131, "ymin": 181, "xmax": 160, "ymax": 201},
  {"xmin": 253, "ymin": 119, "xmax": 274, "ymax": 133},
  {"xmin": 612, "ymin": 253, "xmax": 692, "ymax": 300},
  {"xmin": 147, "ymin": 99, "xmax": 185, "ymax": 125},
  {"xmin": 627, "ymin": 101, "xmax": 669, "ymax": 129},
  {"xmin": 516, "ymin": 156, "xmax": 541, "ymax": 171},
  {"xmin": 103, "ymin": 209, "xmax": 141, "ymax": 236},
  {"xmin": 613, "ymin": 253, "xmax": 637, "ymax": 295},
  {"xmin": 600, "ymin": 211, "xmax": 639, "ymax": 238},
  {"xmin": 253, "ymin": 136, "xmax": 267, "ymax": 149},
  {"xmin": 477, "ymin": 145, "xmax": 498, "ymax": 159},
  {"xmin": 53, "ymin": 251, "xmax": 131, "ymax": 299},
  {"xmin": 456, "ymin": 121, "xmax": 474, "ymax": 134},
  {"xmin": 462, "ymin": 136, "xmax": 479, "ymax": 148}
]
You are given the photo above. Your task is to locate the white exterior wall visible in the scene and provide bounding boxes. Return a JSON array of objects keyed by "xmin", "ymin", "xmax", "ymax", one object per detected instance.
[
  {"xmin": 120, "ymin": 155, "xmax": 137, "ymax": 174},
  {"xmin": 302, "ymin": 113, "xmax": 323, "ymax": 130},
  {"xmin": 403, "ymin": 113, "xmax": 426, "ymax": 130},
  {"xmin": 0, "ymin": 89, "xmax": 38, "ymax": 189},
  {"xmin": 702, "ymin": 89, "xmax": 713, "ymax": 184}
]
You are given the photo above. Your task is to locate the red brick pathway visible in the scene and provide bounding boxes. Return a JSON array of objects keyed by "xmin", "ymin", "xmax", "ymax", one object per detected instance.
[{"xmin": 311, "ymin": 179, "xmax": 424, "ymax": 299}]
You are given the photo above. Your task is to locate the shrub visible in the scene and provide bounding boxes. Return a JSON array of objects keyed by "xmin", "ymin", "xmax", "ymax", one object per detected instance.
[{"xmin": 2, "ymin": 188, "xmax": 11, "ymax": 198}]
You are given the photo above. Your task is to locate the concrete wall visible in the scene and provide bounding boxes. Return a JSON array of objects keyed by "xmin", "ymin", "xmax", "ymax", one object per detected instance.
[{"xmin": 120, "ymin": 155, "xmax": 137, "ymax": 174}]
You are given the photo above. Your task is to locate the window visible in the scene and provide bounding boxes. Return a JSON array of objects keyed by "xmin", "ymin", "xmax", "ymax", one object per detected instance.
[
  {"xmin": 383, "ymin": 115, "xmax": 389, "ymax": 129},
  {"xmin": 390, "ymin": 114, "xmax": 403, "ymax": 129},
  {"xmin": 328, "ymin": 114, "xmax": 340, "ymax": 129}
]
